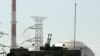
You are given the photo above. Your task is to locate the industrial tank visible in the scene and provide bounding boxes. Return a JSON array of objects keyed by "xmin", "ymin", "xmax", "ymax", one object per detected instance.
[{"xmin": 55, "ymin": 40, "xmax": 95, "ymax": 56}]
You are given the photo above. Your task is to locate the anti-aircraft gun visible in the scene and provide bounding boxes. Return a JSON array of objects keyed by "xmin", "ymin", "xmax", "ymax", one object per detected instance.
[
  {"xmin": 47, "ymin": 34, "xmax": 52, "ymax": 46},
  {"xmin": 42, "ymin": 34, "xmax": 52, "ymax": 50}
]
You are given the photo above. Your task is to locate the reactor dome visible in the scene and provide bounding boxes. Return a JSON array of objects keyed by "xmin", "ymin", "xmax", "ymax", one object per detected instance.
[{"xmin": 55, "ymin": 40, "xmax": 95, "ymax": 56}]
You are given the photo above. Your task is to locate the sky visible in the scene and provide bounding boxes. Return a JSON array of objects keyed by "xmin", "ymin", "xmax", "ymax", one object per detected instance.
[{"xmin": 0, "ymin": 0, "xmax": 100, "ymax": 56}]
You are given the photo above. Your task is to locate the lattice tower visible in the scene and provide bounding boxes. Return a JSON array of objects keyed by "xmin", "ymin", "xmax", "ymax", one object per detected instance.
[{"xmin": 31, "ymin": 16, "xmax": 46, "ymax": 51}]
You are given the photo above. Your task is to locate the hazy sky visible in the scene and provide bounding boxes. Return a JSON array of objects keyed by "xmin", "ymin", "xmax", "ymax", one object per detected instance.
[{"xmin": 0, "ymin": 0, "xmax": 100, "ymax": 56}]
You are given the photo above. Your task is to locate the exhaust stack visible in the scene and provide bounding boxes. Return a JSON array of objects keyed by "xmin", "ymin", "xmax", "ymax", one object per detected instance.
[{"xmin": 11, "ymin": 0, "xmax": 17, "ymax": 48}]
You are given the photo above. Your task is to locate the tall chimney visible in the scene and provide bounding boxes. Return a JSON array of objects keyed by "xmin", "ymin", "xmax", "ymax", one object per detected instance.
[{"xmin": 11, "ymin": 0, "xmax": 17, "ymax": 48}]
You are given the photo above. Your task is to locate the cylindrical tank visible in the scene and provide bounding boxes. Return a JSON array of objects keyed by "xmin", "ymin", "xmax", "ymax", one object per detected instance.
[{"xmin": 55, "ymin": 40, "xmax": 95, "ymax": 56}]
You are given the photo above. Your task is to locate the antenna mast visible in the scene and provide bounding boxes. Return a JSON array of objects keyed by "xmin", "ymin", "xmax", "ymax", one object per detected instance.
[{"xmin": 74, "ymin": 0, "xmax": 77, "ymax": 49}]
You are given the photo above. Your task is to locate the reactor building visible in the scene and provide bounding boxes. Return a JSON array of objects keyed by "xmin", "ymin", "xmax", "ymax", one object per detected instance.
[{"xmin": 55, "ymin": 40, "xmax": 95, "ymax": 56}]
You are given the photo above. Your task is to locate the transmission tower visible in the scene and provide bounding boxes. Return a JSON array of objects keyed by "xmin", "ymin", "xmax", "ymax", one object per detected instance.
[{"xmin": 31, "ymin": 16, "xmax": 46, "ymax": 51}]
